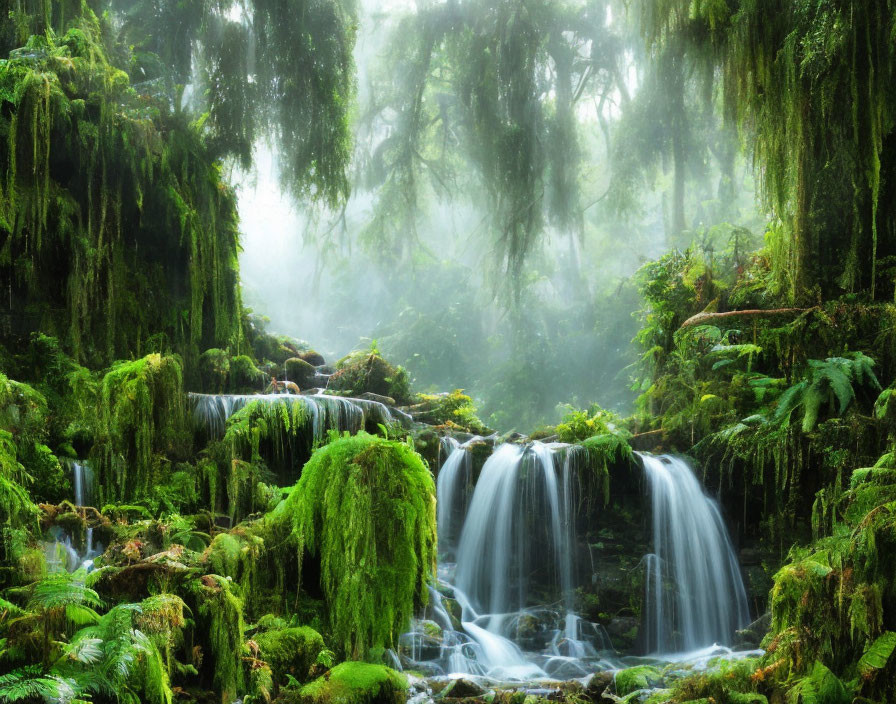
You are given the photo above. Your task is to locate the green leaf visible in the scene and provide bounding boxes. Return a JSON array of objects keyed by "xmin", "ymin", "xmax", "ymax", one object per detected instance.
[{"xmin": 857, "ymin": 631, "xmax": 896, "ymax": 676}]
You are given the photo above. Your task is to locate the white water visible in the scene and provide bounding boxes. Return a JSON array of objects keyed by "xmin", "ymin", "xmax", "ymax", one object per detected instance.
[
  {"xmin": 70, "ymin": 460, "xmax": 93, "ymax": 507},
  {"xmin": 404, "ymin": 444, "xmax": 752, "ymax": 682},
  {"xmin": 405, "ymin": 441, "xmax": 614, "ymax": 681},
  {"xmin": 188, "ymin": 390, "xmax": 410, "ymax": 438},
  {"xmin": 639, "ymin": 453, "xmax": 750, "ymax": 654},
  {"xmin": 43, "ymin": 461, "xmax": 102, "ymax": 573}
]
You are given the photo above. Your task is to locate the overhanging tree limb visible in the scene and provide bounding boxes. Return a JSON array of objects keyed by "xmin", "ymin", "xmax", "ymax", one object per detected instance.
[{"xmin": 679, "ymin": 307, "xmax": 818, "ymax": 329}]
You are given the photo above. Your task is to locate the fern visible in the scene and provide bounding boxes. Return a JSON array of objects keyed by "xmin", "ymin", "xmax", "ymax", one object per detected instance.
[
  {"xmin": 0, "ymin": 667, "xmax": 73, "ymax": 704},
  {"xmin": 786, "ymin": 661, "xmax": 849, "ymax": 704},
  {"xmin": 775, "ymin": 353, "xmax": 881, "ymax": 432}
]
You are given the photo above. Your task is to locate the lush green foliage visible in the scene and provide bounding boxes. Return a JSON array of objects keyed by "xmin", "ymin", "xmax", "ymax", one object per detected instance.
[
  {"xmin": 275, "ymin": 432, "xmax": 436, "ymax": 658},
  {"xmin": 297, "ymin": 662, "xmax": 407, "ymax": 704},
  {"xmin": 0, "ymin": 17, "xmax": 244, "ymax": 365}
]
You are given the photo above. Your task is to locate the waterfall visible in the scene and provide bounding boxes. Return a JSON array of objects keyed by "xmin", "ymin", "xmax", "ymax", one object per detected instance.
[
  {"xmin": 70, "ymin": 461, "xmax": 94, "ymax": 507},
  {"xmin": 188, "ymin": 391, "xmax": 411, "ymax": 438},
  {"xmin": 639, "ymin": 453, "xmax": 750, "ymax": 654},
  {"xmin": 436, "ymin": 437, "xmax": 475, "ymax": 560},
  {"xmin": 406, "ymin": 440, "xmax": 612, "ymax": 680}
]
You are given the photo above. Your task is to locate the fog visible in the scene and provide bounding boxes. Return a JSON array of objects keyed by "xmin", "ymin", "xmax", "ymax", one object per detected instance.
[{"xmin": 236, "ymin": 0, "xmax": 763, "ymax": 432}]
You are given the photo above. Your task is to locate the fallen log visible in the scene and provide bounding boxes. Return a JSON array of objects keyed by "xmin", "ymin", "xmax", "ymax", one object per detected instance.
[{"xmin": 680, "ymin": 307, "xmax": 817, "ymax": 329}]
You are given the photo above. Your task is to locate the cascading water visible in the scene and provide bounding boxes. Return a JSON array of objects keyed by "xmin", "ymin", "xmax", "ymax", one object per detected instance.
[
  {"xmin": 404, "ymin": 441, "xmax": 615, "ymax": 681},
  {"xmin": 188, "ymin": 391, "xmax": 410, "ymax": 438},
  {"xmin": 44, "ymin": 461, "xmax": 102, "ymax": 573},
  {"xmin": 639, "ymin": 453, "xmax": 750, "ymax": 654},
  {"xmin": 70, "ymin": 460, "xmax": 94, "ymax": 507}
]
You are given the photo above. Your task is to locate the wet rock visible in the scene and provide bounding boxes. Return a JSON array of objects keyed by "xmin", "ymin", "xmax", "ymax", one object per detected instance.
[
  {"xmin": 398, "ymin": 632, "xmax": 442, "ymax": 662},
  {"xmin": 733, "ymin": 611, "xmax": 771, "ymax": 649},
  {"xmin": 613, "ymin": 665, "xmax": 663, "ymax": 696},
  {"xmin": 421, "ymin": 620, "xmax": 443, "ymax": 638},
  {"xmin": 442, "ymin": 598, "xmax": 463, "ymax": 630},
  {"xmin": 515, "ymin": 611, "xmax": 552, "ymax": 650},
  {"xmin": 360, "ymin": 392, "xmax": 396, "ymax": 406},
  {"xmin": 583, "ymin": 671, "xmax": 613, "ymax": 702},
  {"xmin": 440, "ymin": 678, "xmax": 487, "ymax": 699}
]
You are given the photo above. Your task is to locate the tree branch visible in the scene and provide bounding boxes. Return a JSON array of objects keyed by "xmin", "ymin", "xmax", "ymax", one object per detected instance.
[{"xmin": 680, "ymin": 307, "xmax": 818, "ymax": 329}]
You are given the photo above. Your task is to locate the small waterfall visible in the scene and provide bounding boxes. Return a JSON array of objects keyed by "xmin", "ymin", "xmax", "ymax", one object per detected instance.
[
  {"xmin": 43, "ymin": 461, "xmax": 102, "ymax": 573},
  {"xmin": 188, "ymin": 391, "xmax": 411, "ymax": 438},
  {"xmin": 406, "ymin": 441, "xmax": 614, "ymax": 680},
  {"xmin": 639, "ymin": 453, "xmax": 750, "ymax": 654},
  {"xmin": 436, "ymin": 437, "xmax": 475, "ymax": 560},
  {"xmin": 70, "ymin": 461, "xmax": 94, "ymax": 507}
]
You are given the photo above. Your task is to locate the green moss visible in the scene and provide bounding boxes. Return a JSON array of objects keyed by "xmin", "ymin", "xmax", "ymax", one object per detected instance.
[
  {"xmin": 191, "ymin": 575, "xmax": 247, "ymax": 704},
  {"xmin": 297, "ymin": 663, "xmax": 407, "ymax": 704},
  {"xmin": 199, "ymin": 348, "xmax": 232, "ymax": 394},
  {"xmin": 230, "ymin": 355, "xmax": 266, "ymax": 393},
  {"xmin": 204, "ymin": 530, "xmax": 263, "ymax": 601},
  {"xmin": 0, "ymin": 21, "xmax": 243, "ymax": 366},
  {"xmin": 93, "ymin": 354, "xmax": 187, "ymax": 503},
  {"xmin": 285, "ymin": 357, "xmax": 317, "ymax": 388},
  {"xmin": 329, "ymin": 353, "xmax": 412, "ymax": 404},
  {"xmin": 614, "ymin": 665, "xmax": 663, "ymax": 696},
  {"xmin": 275, "ymin": 432, "xmax": 436, "ymax": 659},
  {"xmin": 413, "ymin": 390, "xmax": 491, "ymax": 434},
  {"xmin": 254, "ymin": 624, "xmax": 325, "ymax": 683}
]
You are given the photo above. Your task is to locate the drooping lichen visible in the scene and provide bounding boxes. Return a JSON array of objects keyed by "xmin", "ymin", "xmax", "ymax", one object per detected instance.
[
  {"xmin": 273, "ymin": 432, "xmax": 436, "ymax": 659},
  {"xmin": 93, "ymin": 354, "xmax": 188, "ymax": 503},
  {"xmin": 0, "ymin": 18, "xmax": 244, "ymax": 367}
]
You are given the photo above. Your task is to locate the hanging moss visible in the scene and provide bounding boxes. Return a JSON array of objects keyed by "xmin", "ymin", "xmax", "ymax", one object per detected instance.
[
  {"xmin": 93, "ymin": 353, "xmax": 188, "ymax": 503},
  {"xmin": 0, "ymin": 18, "xmax": 244, "ymax": 366},
  {"xmin": 646, "ymin": 1, "xmax": 896, "ymax": 300},
  {"xmin": 273, "ymin": 432, "xmax": 436, "ymax": 659},
  {"xmin": 296, "ymin": 662, "xmax": 407, "ymax": 704},
  {"xmin": 191, "ymin": 574, "xmax": 247, "ymax": 704}
]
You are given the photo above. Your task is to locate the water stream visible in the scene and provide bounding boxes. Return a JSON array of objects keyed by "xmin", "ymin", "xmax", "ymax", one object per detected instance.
[
  {"xmin": 188, "ymin": 390, "xmax": 411, "ymax": 438},
  {"xmin": 44, "ymin": 461, "xmax": 102, "ymax": 573},
  {"xmin": 402, "ymin": 443, "xmax": 752, "ymax": 683},
  {"xmin": 640, "ymin": 453, "xmax": 751, "ymax": 654}
]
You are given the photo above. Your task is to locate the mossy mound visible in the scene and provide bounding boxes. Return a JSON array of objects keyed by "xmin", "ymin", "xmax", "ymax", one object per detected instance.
[
  {"xmin": 328, "ymin": 353, "xmax": 412, "ymax": 404},
  {"xmin": 297, "ymin": 663, "xmax": 407, "ymax": 704},
  {"xmin": 254, "ymin": 624, "xmax": 325, "ymax": 683},
  {"xmin": 407, "ymin": 390, "xmax": 491, "ymax": 434},
  {"xmin": 276, "ymin": 432, "xmax": 436, "ymax": 658},
  {"xmin": 285, "ymin": 358, "xmax": 318, "ymax": 388},
  {"xmin": 614, "ymin": 665, "xmax": 663, "ymax": 696}
]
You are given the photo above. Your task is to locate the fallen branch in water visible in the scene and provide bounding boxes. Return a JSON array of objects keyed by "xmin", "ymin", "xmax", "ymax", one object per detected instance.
[{"xmin": 680, "ymin": 307, "xmax": 817, "ymax": 329}]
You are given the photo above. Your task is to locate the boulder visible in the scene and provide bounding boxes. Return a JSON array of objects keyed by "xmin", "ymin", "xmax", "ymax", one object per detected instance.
[
  {"xmin": 284, "ymin": 357, "xmax": 317, "ymax": 388},
  {"xmin": 298, "ymin": 663, "xmax": 407, "ymax": 704},
  {"xmin": 359, "ymin": 392, "xmax": 396, "ymax": 406},
  {"xmin": 440, "ymin": 678, "xmax": 487, "ymax": 700},
  {"xmin": 613, "ymin": 666, "xmax": 663, "ymax": 696},
  {"xmin": 300, "ymin": 350, "xmax": 326, "ymax": 366}
]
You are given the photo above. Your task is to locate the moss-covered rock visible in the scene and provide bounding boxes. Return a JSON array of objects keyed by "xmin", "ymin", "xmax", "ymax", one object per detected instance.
[
  {"xmin": 272, "ymin": 432, "xmax": 436, "ymax": 658},
  {"xmin": 231, "ymin": 355, "xmax": 266, "ymax": 393},
  {"xmin": 254, "ymin": 624, "xmax": 325, "ymax": 683},
  {"xmin": 199, "ymin": 348, "xmax": 232, "ymax": 393},
  {"xmin": 285, "ymin": 357, "xmax": 318, "ymax": 388},
  {"xmin": 297, "ymin": 663, "xmax": 407, "ymax": 704},
  {"xmin": 614, "ymin": 665, "xmax": 663, "ymax": 696},
  {"xmin": 328, "ymin": 352, "xmax": 412, "ymax": 404},
  {"xmin": 300, "ymin": 350, "xmax": 326, "ymax": 367}
]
